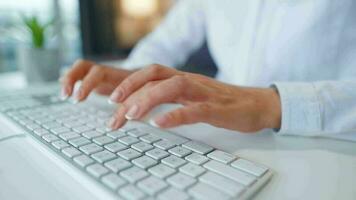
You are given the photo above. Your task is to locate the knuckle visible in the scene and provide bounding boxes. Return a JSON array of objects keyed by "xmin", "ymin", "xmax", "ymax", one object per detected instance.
[
  {"xmin": 198, "ymin": 103, "xmax": 212, "ymax": 113},
  {"xmin": 147, "ymin": 64, "xmax": 163, "ymax": 75},
  {"xmin": 172, "ymin": 75, "xmax": 188, "ymax": 88},
  {"xmin": 170, "ymin": 109, "xmax": 184, "ymax": 123},
  {"xmin": 122, "ymin": 77, "xmax": 135, "ymax": 92},
  {"xmin": 73, "ymin": 59, "xmax": 85, "ymax": 67},
  {"xmin": 144, "ymin": 81, "xmax": 156, "ymax": 88}
]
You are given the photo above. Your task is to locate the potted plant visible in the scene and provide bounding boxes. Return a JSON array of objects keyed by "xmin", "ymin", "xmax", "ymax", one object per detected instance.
[{"xmin": 16, "ymin": 15, "xmax": 60, "ymax": 83}]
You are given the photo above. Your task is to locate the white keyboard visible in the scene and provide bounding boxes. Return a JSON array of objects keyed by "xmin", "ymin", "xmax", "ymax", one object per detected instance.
[{"xmin": 0, "ymin": 90, "xmax": 272, "ymax": 200}]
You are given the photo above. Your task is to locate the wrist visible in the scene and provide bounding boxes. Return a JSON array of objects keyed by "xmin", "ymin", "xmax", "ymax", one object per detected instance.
[{"xmin": 260, "ymin": 88, "xmax": 281, "ymax": 129}]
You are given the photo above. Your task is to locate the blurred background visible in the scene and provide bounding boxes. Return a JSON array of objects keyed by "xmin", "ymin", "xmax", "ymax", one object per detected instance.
[{"xmin": 0, "ymin": 0, "xmax": 216, "ymax": 79}]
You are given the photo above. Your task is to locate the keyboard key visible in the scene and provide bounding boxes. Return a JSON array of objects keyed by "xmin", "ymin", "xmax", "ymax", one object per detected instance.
[
  {"xmin": 117, "ymin": 148, "xmax": 142, "ymax": 160},
  {"xmin": 146, "ymin": 148, "xmax": 169, "ymax": 160},
  {"xmin": 188, "ymin": 182, "xmax": 230, "ymax": 200},
  {"xmin": 34, "ymin": 128, "xmax": 50, "ymax": 136},
  {"xmin": 132, "ymin": 156, "xmax": 157, "ymax": 169},
  {"xmin": 42, "ymin": 121, "xmax": 62, "ymax": 129},
  {"xmin": 169, "ymin": 146, "xmax": 192, "ymax": 157},
  {"xmin": 199, "ymin": 171, "xmax": 244, "ymax": 197},
  {"xmin": 119, "ymin": 185, "xmax": 146, "ymax": 200},
  {"xmin": 158, "ymin": 188, "xmax": 189, "ymax": 200},
  {"xmin": 42, "ymin": 134, "xmax": 59, "ymax": 143},
  {"xmin": 63, "ymin": 120, "xmax": 83, "ymax": 128},
  {"xmin": 207, "ymin": 150, "xmax": 236, "ymax": 164},
  {"xmin": 101, "ymin": 173, "xmax": 126, "ymax": 190},
  {"xmin": 131, "ymin": 142, "xmax": 154, "ymax": 152},
  {"xmin": 26, "ymin": 123, "xmax": 41, "ymax": 131},
  {"xmin": 153, "ymin": 140, "xmax": 176, "ymax": 150},
  {"xmin": 231, "ymin": 158, "xmax": 268, "ymax": 177},
  {"xmin": 203, "ymin": 160, "xmax": 256, "ymax": 186},
  {"xmin": 51, "ymin": 140, "xmax": 70, "ymax": 150},
  {"xmin": 120, "ymin": 166, "xmax": 149, "ymax": 183},
  {"xmin": 59, "ymin": 132, "xmax": 80, "ymax": 141},
  {"xmin": 74, "ymin": 155, "xmax": 94, "ymax": 167},
  {"xmin": 50, "ymin": 127, "xmax": 71, "ymax": 135},
  {"xmin": 107, "ymin": 130, "xmax": 126, "ymax": 139},
  {"xmin": 185, "ymin": 153, "xmax": 209, "ymax": 165},
  {"xmin": 127, "ymin": 129, "xmax": 147, "ymax": 137},
  {"xmin": 80, "ymin": 143, "xmax": 103, "ymax": 155},
  {"xmin": 119, "ymin": 136, "xmax": 140, "ymax": 145},
  {"xmin": 62, "ymin": 147, "xmax": 82, "ymax": 158},
  {"xmin": 137, "ymin": 176, "xmax": 168, "ymax": 195},
  {"xmin": 162, "ymin": 155, "xmax": 186, "ymax": 168},
  {"xmin": 182, "ymin": 141, "xmax": 214, "ymax": 155},
  {"xmin": 167, "ymin": 172, "xmax": 196, "ymax": 189},
  {"xmin": 87, "ymin": 163, "xmax": 109, "ymax": 178},
  {"xmin": 82, "ymin": 130, "xmax": 104, "ymax": 139},
  {"xmin": 73, "ymin": 125, "xmax": 93, "ymax": 133},
  {"xmin": 104, "ymin": 142, "xmax": 127, "ymax": 153},
  {"xmin": 140, "ymin": 134, "xmax": 161, "ymax": 143},
  {"xmin": 104, "ymin": 158, "xmax": 132, "ymax": 172},
  {"xmin": 179, "ymin": 163, "xmax": 206, "ymax": 178},
  {"xmin": 96, "ymin": 126, "xmax": 109, "ymax": 133},
  {"xmin": 69, "ymin": 137, "xmax": 91, "ymax": 147},
  {"xmin": 148, "ymin": 164, "xmax": 176, "ymax": 179},
  {"xmin": 91, "ymin": 150, "xmax": 116, "ymax": 163},
  {"xmin": 93, "ymin": 136, "xmax": 114, "ymax": 146}
]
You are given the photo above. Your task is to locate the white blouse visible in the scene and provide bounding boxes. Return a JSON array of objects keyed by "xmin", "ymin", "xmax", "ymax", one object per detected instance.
[{"xmin": 121, "ymin": 0, "xmax": 356, "ymax": 141}]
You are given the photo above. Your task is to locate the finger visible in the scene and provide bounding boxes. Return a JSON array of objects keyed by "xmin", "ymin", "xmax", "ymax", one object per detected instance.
[
  {"xmin": 75, "ymin": 65, "xmax": 106, "ymax": 102},
  {"xmin": 94, "ymin": 84, "xmax": 116, "ymax": 96},
  {"xmin": 109, "ymin": 64, "xmax": 181, "ymax": 103},
  {"xmin": 108, "ymin": 104, "xmax": 129, "ymax": 130},
  {"xmin": 60, "ymin": 59, "xmax": 93, "ymax": 98},
  {"xmin": 123, "ymin": 75, "xmax": 188, "ymax": 120},
  {"xmin": 151, "ymin": 104, "xmax": 208, "ymax": 128}
]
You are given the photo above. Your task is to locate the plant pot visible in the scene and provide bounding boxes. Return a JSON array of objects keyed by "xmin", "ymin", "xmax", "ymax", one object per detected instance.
[{"xmin": 16, "ymin": 46, "xmax": 61, "ymax": 83}]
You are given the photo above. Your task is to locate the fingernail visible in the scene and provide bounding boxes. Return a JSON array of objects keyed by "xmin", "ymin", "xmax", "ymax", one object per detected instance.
[
  {"xmin": 75, "ymin": 88, "xmax": 83, "ymax": 101},
  {"xmin": 107, "ymin": 99, "xmax": 115, "ymax": 105},
  {"xmin": 125, "ymin": 104, "xmax": 139, "ymax": 120},
  {"xmin": 108, "ymin": 117, "xmax": 117, "ymax": 129},
  {"xmin": 60, "ymin": 87, "xmax": 69, "ymax": 100},
  {"xmin": 154, "ymin": 114, "xmax": 168, "ymax": 127},
  {"xmin": 71, "ymin": 98, "xmax": 79, "ymax": 104},
  {"xmin": 110, "ymin": 90, "xmax": 123, "ymax": 103},
  {"xmin": 149, "ymin": 119, "xmax": 160, "ymax": 128}
]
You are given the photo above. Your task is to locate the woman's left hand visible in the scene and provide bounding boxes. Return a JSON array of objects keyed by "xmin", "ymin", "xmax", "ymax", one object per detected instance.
[{"xmin": 107, "ymin": 64, "xmax": 281, "ymax": 133}]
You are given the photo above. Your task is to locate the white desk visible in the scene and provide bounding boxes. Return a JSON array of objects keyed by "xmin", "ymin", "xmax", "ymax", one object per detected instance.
[{"xmin": 1, "ymin": 71, "xmax": 356, "ymax": 200}]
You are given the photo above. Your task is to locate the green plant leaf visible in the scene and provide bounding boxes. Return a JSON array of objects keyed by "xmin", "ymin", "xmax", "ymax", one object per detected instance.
[{"xmin": 21, "ymin": 14, "xmax": 52, "ymax": 49}]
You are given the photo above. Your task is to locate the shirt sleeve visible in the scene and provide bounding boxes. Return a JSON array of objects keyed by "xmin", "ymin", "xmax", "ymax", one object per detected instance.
[
  {"xmin": 273, "ymin": 81, "xmax": 356, "ymax": 137},
  {"xmin": 118, "ymin": 0, "xmax": 206, "ymax": 70}
]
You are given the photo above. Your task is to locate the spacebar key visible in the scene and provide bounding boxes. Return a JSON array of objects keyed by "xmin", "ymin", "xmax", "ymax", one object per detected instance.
[{"xmin": 203, "ymin": 160, "xmax": 256, "ymax": 186}]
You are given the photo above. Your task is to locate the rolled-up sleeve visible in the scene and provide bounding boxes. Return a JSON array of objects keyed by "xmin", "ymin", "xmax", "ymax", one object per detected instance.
[
  {"xmin": 119, "ymin": 0, "xmax": 206, "ymax": 70},
  {"xmin": 273, "ymin": 81, "xmax": 356, "ymax": 137}
]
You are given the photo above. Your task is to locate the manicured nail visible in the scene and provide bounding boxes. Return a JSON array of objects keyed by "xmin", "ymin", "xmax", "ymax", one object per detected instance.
[
  {"xmin": 71, "ymin": 98, "xmax": 79, "ymax": 104},
  {"xmin": 107, "ymin": 99, "xmax": 115, "ymax": 105},
  {"xmin": 60, "ymin": 87, "xmax": 69, "ymax": 100},
  {"xmin": 149, "ymin": 119, "xmax": 160, "ymax": 128},
  {"xmin": 110, "ymin": 90, "xmax": 123, "ymax": 103},
  {"xmin": 154, "ymin": 114, "xmax": 168, "ymax": 127},
  {"xmin": 75, "ymin": 88, "xmax": 83, "ymax": 101},
  {"xmin": 125, "ymin": 104, "xmax": 139, "ymax": 120},
  {"xmin": 108, "ymin": 117, "xmax": 117, "ymax": 129}
]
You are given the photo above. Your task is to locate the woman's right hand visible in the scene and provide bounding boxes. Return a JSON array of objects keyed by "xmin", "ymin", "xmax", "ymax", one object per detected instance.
[{"xmin": 60, "ymin": 59, "xmax": 133, "ymax": 102}]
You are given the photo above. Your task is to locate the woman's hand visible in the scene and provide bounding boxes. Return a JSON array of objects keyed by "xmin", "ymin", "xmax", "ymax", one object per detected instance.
[
  {"xmin": 108, "ymin": 64, "xmax": 282, "ymax": 133},
  {"xmin": 60, "ymin": 59, "xmax": 133, "ymax": 102}
]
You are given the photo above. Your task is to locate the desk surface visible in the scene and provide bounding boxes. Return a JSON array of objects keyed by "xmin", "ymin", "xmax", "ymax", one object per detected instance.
[{"xmin": 1, "ymin": 71, "xmax": 356, "ymax": 200}]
